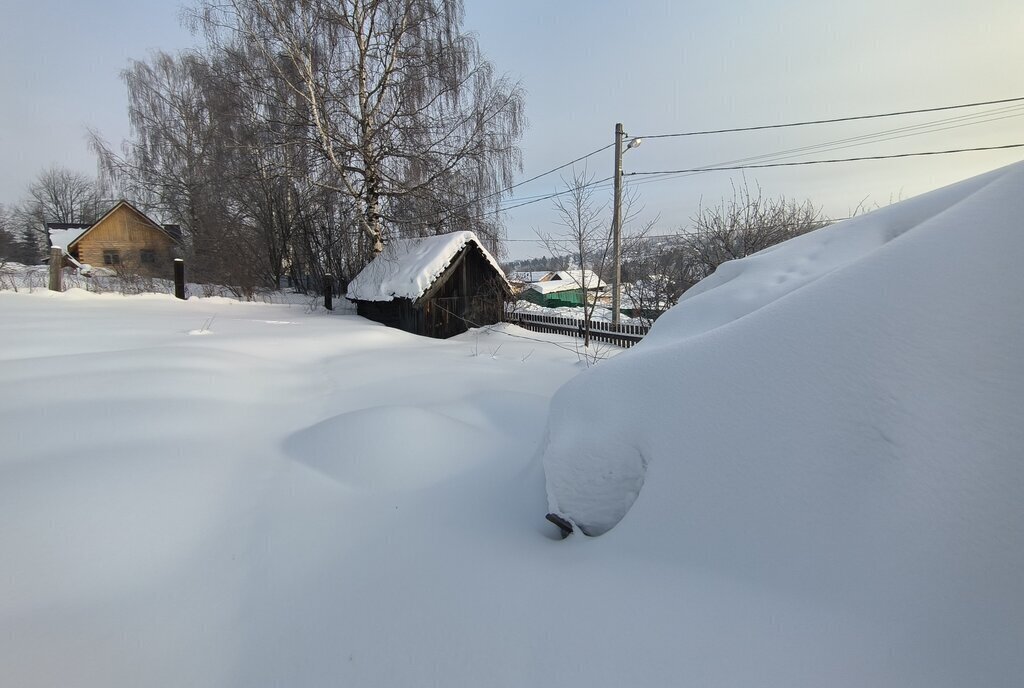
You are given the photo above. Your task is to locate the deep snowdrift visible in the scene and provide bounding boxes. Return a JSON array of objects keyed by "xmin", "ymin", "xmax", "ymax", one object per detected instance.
[{"xmin": 542, "ymin": 161, "xmax": 1024, "ymax": 682}]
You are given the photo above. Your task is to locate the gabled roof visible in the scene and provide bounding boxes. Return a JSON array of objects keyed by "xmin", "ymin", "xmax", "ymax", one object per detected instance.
[
  {"xmin": 45, "ymin": 200, "xmax": 183, "ymax": 250},
  {"xmin": 528, "ymin": 269, "xmax": 606, "ymax": 294},
  {"xmin": 346, "ymin": 231, "xmax": 510, "ymax": 302}
]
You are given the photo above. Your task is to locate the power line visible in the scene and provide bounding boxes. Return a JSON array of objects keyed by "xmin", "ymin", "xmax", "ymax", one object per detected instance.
[
  {"xmin": 496, "ymin": 175, "xmax": 614, "ymax": 207},
  {"xmin": 503, "ymin": 218, "xmax": 856, "ymax": 243},
  {"xmin": 455, "ymin": 140, "xmax": 1024, "ymax": 233},
  {"xmin": 499, "ymin": 139, "xmax": 1024, "ymax": 243},
  {"xmin": 500, "ymin": 105, "xmax": 1024, "ymax": 213},
  {"xmin": 395, "ymin": 142, "xmax": 615, "ymax": 227},
  {"xmin": 610, "ymin": 108, "xmax": 1024, "ymax": 195},
  {"xmin": 400, "ymin": 101, "xmax": 1024, "ymax": 232},
  {"xmin": 398, "ymin": 98, "xmax": 1024, "ymax": 229},
  {"xmin": 496, "ymin": 175, "xmax": 615, "ymax": 212},
  {"xmin": 636, "ymin": 96, "xmax": 1024, "ymax": 139},
  {"xmin": 499, "ymin": 143, "xmax": 614, "ymax": 196},
  {"xmin": 668, "ymin": 104, "xmax": 1024, "ymax": 171},
  {"xmin": 626, "ymin": 143, "xmax": 1024, "ymax": 176}
]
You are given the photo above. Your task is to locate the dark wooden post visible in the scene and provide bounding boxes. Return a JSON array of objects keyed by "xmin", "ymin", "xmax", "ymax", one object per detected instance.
[
  {"xmin": 48, "ymin": 247, "xmax": 63, "ymax": 292},
  {"xmin": 174, "ymin": 258, "xmax": 185, "ymax": 300},
  {"xmin": 324, "ymin": 274, "xmax": 334, "ymax": 311}
]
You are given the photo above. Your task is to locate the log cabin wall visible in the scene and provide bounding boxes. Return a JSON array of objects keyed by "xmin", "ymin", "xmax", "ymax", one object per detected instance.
[{"xmin": 75, "ymin": 205, "xmax": 178, "ymax": 277}]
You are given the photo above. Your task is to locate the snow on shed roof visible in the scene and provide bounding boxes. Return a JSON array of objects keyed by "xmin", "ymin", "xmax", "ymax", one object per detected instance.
[
  {"xmin": 46, "ymin": 224, "xmax": 92, "ymax": 249},
  {"xmin": 346, "ymin": 231, "xmax": 509, "ymax": 302}
]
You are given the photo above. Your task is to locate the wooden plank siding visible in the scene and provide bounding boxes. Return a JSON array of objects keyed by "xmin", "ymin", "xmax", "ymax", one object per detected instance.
[
  {"xmin": 353, "ymin": 242, "xmax": 509, "ymax": 339},
  {"xmin": 72, "ymin": 204, "xmax": 178, "ymax": 277}
]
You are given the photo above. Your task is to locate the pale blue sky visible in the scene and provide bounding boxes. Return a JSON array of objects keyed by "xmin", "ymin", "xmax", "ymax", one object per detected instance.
[{"xmin": 2, "ymin": 0, "xmax": 1022, "ymax": 258}]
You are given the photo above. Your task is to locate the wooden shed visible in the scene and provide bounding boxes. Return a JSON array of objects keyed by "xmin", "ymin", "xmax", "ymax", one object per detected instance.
[
  {"xmin": 46, "ymin": 200, "xmax": 182, "ymax": 277},
  {"xmin": 346, "ymin": 231, "xmax": 512, "ymax": 339}
]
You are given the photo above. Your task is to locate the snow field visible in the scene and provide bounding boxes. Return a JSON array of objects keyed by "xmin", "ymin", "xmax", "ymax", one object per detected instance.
[
  {"xmin": 0, "ymin": 291, "xmax": 596, "ymax": 687},
  {"xmin": 2, "ymin": 160, "xmax": 1023, "ymax": 687}
]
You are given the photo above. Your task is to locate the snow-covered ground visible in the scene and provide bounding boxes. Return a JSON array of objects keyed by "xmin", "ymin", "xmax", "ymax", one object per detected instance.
[
  {"xmin": 2, "ymin": 161, "xmax": 1023, "ymax": 687},
  {"xmin": 0, "ymin": 289, "xmax": 618, "ymax": 687}
]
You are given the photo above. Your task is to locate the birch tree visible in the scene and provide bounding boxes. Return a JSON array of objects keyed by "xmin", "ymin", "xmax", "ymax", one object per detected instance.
[{"xmin": 192, "ymin": 0, "xmax": 524, "ymax": 260}]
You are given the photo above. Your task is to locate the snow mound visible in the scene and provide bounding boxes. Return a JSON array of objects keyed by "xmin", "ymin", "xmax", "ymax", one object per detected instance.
[
  {"xmin": 541, "ymin": 161, "xmax": 1024, "ymax": 676},
  {"xmin": 285, "ymin": 405, "xmax": 489, "ymax": 490}
]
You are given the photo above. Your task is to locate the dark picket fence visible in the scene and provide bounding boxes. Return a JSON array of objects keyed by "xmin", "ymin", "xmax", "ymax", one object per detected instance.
[{"xmin": 505, "ymin": 311, "xmax": 650, "ymax": 348}]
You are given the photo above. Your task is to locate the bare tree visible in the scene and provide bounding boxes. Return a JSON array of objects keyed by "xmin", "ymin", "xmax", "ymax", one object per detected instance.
[
  {"xmin": 619, "ymin": 180, "xmax": 827, "ymax": 323},
  {"xmin": 92, "ymin": 51, "xmax": 285, "ymax": 291},
  {"xmin": 26, "ymin": 166, "xmax": 102, "ymax": 224},
  {"xmin": 681, "ymin": 179, "xmax": 827, "ymax": 281},
  {"xmin": 535, "ymin": 171, "xmax": 606, "ymax": 347},
  {"xmin": 621, "ymin": 240, "xmax": 697, "ymax": 327},
  {"xmin": 92, "ymin": 52, "xmax": 232, "ymax": 275},
  {"xmin": 6, "ymin": 167, "xmax": 102, "ymax": 262},
  {"xmin": 536, "ymin": 170, "xmax": 652, "ymax": 347}
]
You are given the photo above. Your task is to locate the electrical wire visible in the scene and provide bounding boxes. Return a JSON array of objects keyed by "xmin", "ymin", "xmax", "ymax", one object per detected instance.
[
  {"xmin": 399, "ymin": 98, "xmax": 1024, "ymax": 232},
  {"xmin": 496, "ymin": 104, "xmax": 1024, "ymax": 213},
  {"xmin": 636, "ymin": 96, "xmax": 1024, "ymax": 139},
  {"xmin": 625, "ymin": 143, "xmax": 1024, "ymax": 177},
  {"xmin": 395, "ymin": 142, "xmax": 615, "ymax": 227},
  {"xmin": 614, "ymin": 105, "xmax": 1024, "ymax": 194},
  {"xmin": 467, "ymin": 138, "xmax": 1024, "ymax": 231},
  {"xmin": 677, "ymin": 104, "xmax": 1024, "ymax": 168}
]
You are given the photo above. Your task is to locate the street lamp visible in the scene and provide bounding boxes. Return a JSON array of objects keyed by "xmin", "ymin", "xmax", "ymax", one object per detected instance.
[{"xmin": 612, "ymin": 124, "xmax": 641, "ymax": 326}]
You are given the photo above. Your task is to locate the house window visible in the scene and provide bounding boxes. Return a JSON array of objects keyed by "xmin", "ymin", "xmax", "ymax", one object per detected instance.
[
  {"xmin": 103, "ymin": 250, "xmax": 121, "ymax": 266},
  {"xmin": 140, "ymin": 250, "xmax": 156, "ymax": 264}
]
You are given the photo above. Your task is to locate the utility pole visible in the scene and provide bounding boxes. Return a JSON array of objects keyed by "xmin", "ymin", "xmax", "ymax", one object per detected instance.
[{"xmin": 612, "ymin": 122, "xmax": 624, "ymax": 326}]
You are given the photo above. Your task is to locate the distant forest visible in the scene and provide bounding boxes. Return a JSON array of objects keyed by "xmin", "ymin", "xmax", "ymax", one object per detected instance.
[{"xmin": 502, "ymin": 255, "xmax": 572, "ymax": 274}]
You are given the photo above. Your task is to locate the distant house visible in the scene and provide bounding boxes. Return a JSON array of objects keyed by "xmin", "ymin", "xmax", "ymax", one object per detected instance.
[
  {"xmin": 521, "ymin": 269, "xmax": 606, "ymax": 308},
  {"xmin": 506, "ymin": 270, "xmax": 551, "ymax": 296},
  {"xmin": 346, "ymin": 231, "xmax": 512, "ymax": 339},
  {"xmin": 46, "ymin": 200, "xmax": 182, "ymax": 277}
]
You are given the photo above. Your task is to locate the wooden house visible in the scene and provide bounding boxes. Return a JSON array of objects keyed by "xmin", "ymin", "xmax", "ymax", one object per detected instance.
[
  {"xmin": 46, "ymin": 200, "xmax": 182, "ymax": 277},
  {"xmin": 346, "ymin": 231, "xmax": 512, "ymax": 339}
]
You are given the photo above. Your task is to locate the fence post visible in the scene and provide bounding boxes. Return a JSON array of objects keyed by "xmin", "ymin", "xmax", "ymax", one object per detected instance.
[
  {"xmin": 48, "ymin": 247, "xmax": 63, "ymax": 292},
  {"xmin": 324, "ymin": 274, "xmax": 334, "ymax": 311},
  {"xmin": 173, "ymin": 258, "xmax": 186, "ymax": 300}
]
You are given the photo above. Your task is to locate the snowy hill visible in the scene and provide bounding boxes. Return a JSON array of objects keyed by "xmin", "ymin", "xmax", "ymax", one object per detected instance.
[{"xmin": 542, "ymin": 161, "xmax": 1024, "ymax": 683}]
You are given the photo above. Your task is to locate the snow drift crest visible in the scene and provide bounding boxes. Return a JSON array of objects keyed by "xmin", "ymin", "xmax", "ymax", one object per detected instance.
[{"xmin": 543, "ymin": 160, "xmax": 1024, "ymax": 541}]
